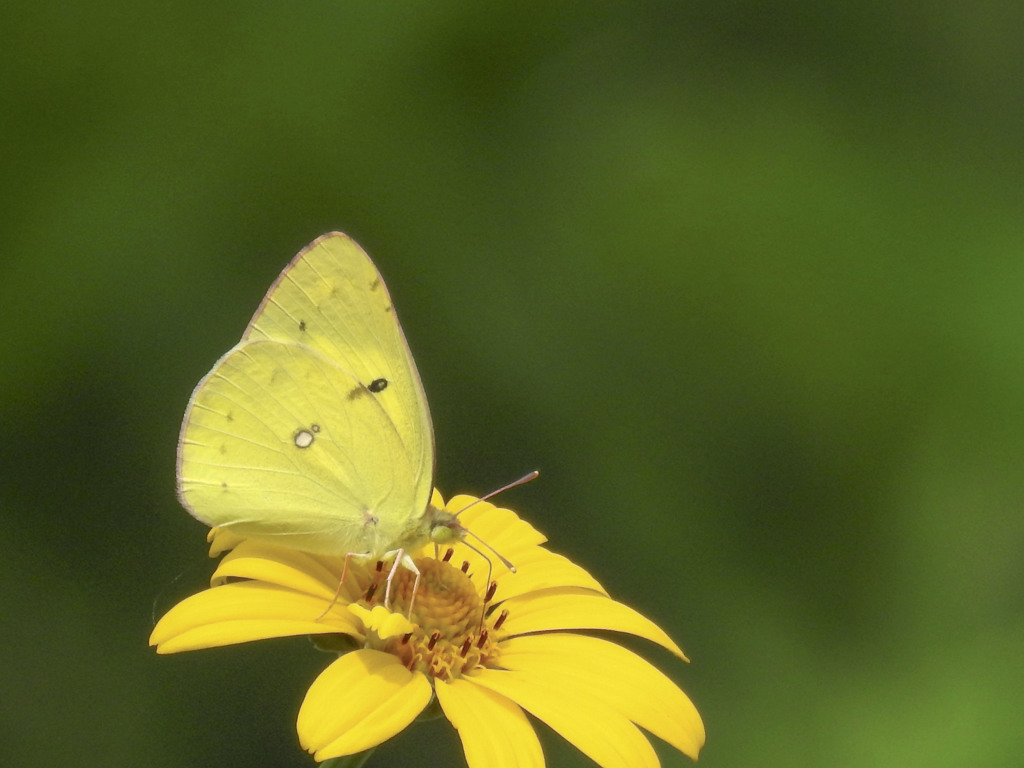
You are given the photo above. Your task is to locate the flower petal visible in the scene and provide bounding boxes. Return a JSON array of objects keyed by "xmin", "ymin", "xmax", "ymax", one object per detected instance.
[
  {"xmin": 489, "ymin": 547, "xmax": 608, "ymax": 601},
  {"xmin": 297, "ymin": 649, "xmax": 432, "ymax": 760},
  {"xmin": 499, "ymin": 590, "xmax": 687, "ymax": 658},
  {"xmin": 211, "ymin": 541, "xmax": 352, "ymax": 595},
  {"xmin": 448, "ymin": 496, "xmax": 548, "ymax": 549},
  {"xmin": 470, "ymin": 667, "xmax": 659, "ymax": 768},
  {"xmin": 207, "ymin": 527, "xmax": 245, "ymax": 556},
  {"xmin": 435, "ymin": 677, "xmax": 543, "ymax": 768},
  {"xmin": 150, "ymin": 581, "xmax": 361, "ymax": 652},
  {"xmin": 439, "ymin": 545, "xmax": 607, "ymax": 605},
  {"xmin": 498, "ymin": 634, "xmax": 704, "ymax": 760},
  {"xmin": 348, "ymin": 604, "xmax": 415, "ymax": 639}
]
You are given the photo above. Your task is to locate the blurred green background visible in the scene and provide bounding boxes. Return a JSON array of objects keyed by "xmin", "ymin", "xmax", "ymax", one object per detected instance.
[{"xmin": 3, "ymin": 2, "xmax": 1023, "ymax": 766}]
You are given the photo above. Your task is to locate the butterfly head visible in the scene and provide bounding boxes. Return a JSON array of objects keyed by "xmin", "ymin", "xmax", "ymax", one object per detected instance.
[
  {"xmin": 426, "ymin": 505, "xmax": 466, "ymax": 547},
  {"xmin": 391, "ymin": 503, "xmax": 465, "ymax": 555}
]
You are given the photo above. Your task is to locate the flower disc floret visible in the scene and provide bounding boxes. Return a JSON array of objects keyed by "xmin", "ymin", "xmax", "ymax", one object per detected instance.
[{"xmin": 368, "ymin": 557, "xmax": 500, "ymax": 681}]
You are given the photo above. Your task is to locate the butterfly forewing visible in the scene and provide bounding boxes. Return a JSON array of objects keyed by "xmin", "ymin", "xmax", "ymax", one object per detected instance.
[
  {"xmin": 176, "ymin": 233, "xmax": 435, "ymax": 558},
  {"xmin": 245, "ymin": 234, "xmax": 434, "ymax": 478}
]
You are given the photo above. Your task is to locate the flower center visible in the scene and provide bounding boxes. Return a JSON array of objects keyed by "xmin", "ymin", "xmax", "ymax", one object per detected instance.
[{"xmin": 368, "ymin": 557, "xmax": 501, "ymax": 681}]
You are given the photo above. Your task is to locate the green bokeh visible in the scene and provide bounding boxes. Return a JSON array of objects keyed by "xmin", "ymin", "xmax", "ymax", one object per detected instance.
[{"xmin": 3, "ymin": 2, "xmax": 1022, "ymax": 767}]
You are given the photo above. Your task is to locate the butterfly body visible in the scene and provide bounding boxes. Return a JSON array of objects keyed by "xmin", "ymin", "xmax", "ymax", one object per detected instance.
[{"xmin": 177, "ymin": 233, "xmax": 459, "ymax": 563}]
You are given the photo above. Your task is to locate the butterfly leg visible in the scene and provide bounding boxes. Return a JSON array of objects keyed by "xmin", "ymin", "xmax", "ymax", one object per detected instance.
[
  {"xmin": 406, "ymin": 567, "xmax": 422, "ymax": 617},
  {"xmin": 384, "ymin": 549, "xmax": 422, "ymax": 618},
  {"xmin": 317, "ymin": 552, "xmax": 366, "ymax": 621}
]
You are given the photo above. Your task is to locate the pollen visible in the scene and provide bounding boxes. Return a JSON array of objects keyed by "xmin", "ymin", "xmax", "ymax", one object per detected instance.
[{"xmin": 371, "ymin": 557, "xmax": 501, "ymax": 681}]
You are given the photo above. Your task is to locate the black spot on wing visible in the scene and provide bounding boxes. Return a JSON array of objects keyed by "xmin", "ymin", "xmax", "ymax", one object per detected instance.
[
  {"xmin": 299, "ymin": 319, "xmax": 307, "ymax": 332},
  {"xmin": 347, "ymin": 378, "xmax": 389, "ymax": 399}
]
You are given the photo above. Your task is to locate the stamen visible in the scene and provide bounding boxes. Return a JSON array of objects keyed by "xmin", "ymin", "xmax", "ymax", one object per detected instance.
[
  {"xmin": 493, "ymin": 609, "xmax": 509, "ymax": 630},
  {"xmin": 375, "ymin": 560, "xmax": 384, "ymax": 573},
  {"xmin": 401, "ymin": 633, "xmax": 412, "ymax": 645},
  {"xmin": 484, "ymin": 581, "xmax": 497, "ymax": 602},
  {"xmin": 442, "ymin": 548, "xmax": 454, "ymax": 563},
  {"xmin": 477, "ymin": 630, "xmax": 489, "ymax": 647},
  {"xmin": 428, "ymin": 632, "xmax": 441, "ymax": 651},
  {"xmin": 461, "ymin": 561, "xmax": 470, "ymax": 573},
  {"xmin": 460, "ymin": 638, "xmax": 472, "ymax": 657},
  {"xmin": 365, "ymin": 583, "xmax": 377, "ymax": 602}
]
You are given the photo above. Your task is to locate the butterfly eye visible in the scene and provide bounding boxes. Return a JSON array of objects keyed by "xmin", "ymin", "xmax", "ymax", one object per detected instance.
[{"xmin": 368, "ymin": 378, "xmax": 388, "ymax": 393}]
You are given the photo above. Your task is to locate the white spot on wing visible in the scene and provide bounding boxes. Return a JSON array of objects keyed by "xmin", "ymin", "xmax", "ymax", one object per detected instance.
[{"xmin": 294, "ymin": 424, "xmax": 320, "ymax": 449}]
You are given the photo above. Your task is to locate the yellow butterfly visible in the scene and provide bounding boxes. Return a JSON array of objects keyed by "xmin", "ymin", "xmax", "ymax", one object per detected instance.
[{"xmin": 177, "ymin": 232, "xmax": 467, "ymax": 604}]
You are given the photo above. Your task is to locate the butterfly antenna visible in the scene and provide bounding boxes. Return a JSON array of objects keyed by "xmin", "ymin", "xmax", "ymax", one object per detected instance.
[
  {"xmin": 452, "ymin": 471, "xmax": 538, "ymax": 576},
  {"xmin": 454, "ymin": 470, "xmax": 539, "ymax": 519},
  {"xmin": 458, "ymin": 538, "xmax": 496, "ymax": 590},
  {"xmin": 457, "ymin": 536, "xmax": 515, "ymax": 632},
  {"xmin": 464, "ymin": 528, "xmax": 517, "ymax": 573}
]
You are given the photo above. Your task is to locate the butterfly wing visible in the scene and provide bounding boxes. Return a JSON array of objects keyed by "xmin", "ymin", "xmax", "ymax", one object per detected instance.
[{"xmin": 177, "ymin": 233, "xmax": 435, "ymax": 557}]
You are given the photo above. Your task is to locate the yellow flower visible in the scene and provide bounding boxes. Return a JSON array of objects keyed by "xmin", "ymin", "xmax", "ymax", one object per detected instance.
[{"xmin": 150, "ymin": 493, "xmax": 705, "ymax": 767}]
